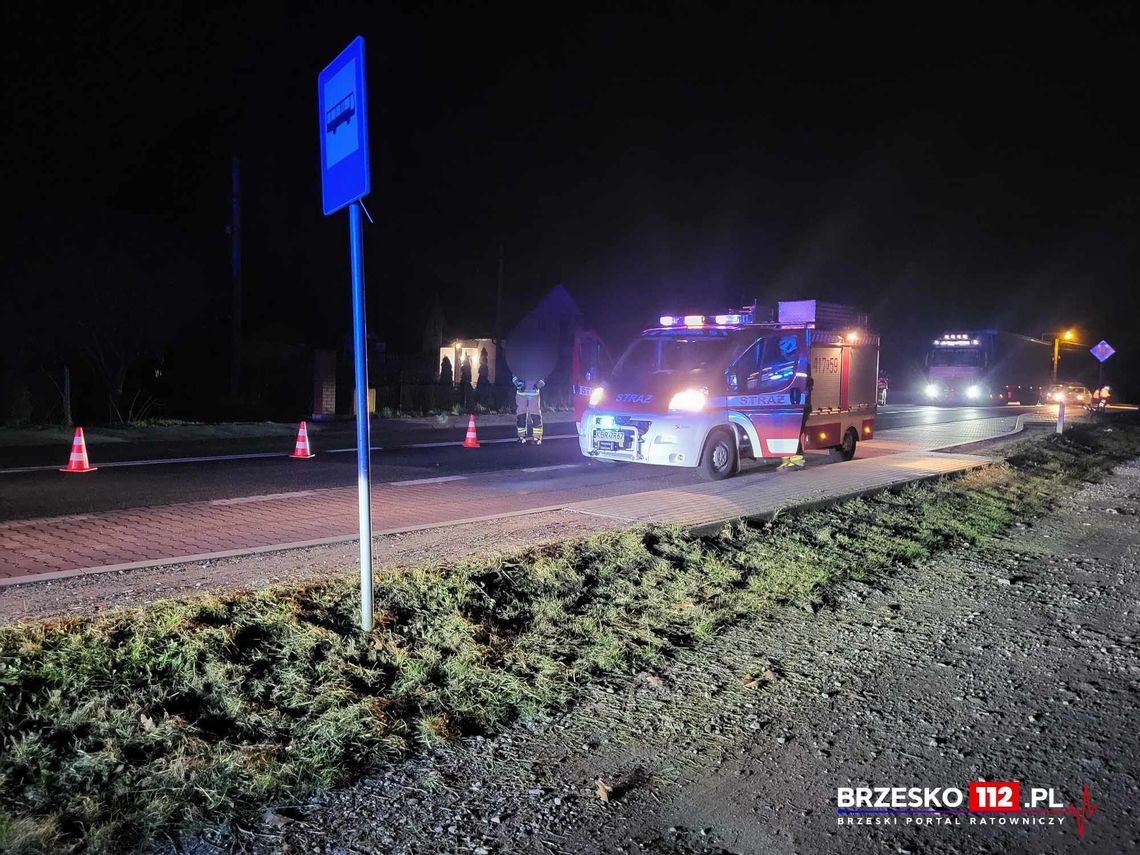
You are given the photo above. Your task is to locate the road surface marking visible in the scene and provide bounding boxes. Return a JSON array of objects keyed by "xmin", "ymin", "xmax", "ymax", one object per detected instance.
[
  {"xmin": 402, "ymin": 433, "xmax": 578, "ymax": 449},
  {"xmin": 210, "ymin": 491, "xmax": 318, "ymax": 506},
  {"xmin": 390, "ymin": 475, "xmax": 468, "ymax": 486},
  {"xmin": 0, "ymin": 451, "xmax": 290, "ymax": 475},
  {"xmin": 0, "ymin": 433, "xmax": 578, "ymax": 474},
  {"xmin": 521, "ymin": 464, "xmax": 582, "ymax": 473}
]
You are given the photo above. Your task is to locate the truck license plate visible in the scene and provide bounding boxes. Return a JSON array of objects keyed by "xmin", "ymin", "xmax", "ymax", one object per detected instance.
[{"xmin": 593, "ymin": 429, "xmax": 628, "ymax": 450}]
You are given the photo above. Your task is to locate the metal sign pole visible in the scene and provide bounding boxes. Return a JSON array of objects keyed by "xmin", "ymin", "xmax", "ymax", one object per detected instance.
[
  {"xmin": 319, "ymin": 36, "xmax": 373, "ymax": 631},
  {"xmin": 349, "ymin": 201, "xmax": 373, "ymax": 631}
]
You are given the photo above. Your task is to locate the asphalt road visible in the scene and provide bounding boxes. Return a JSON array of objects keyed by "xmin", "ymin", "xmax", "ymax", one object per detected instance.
[{"xmin": 0, "ymin": 405, "xmax": 1037, "ymax": 521}]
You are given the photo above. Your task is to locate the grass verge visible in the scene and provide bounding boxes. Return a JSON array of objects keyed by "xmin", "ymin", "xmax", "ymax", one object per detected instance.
[{"xmin": 2, "ymin": 422, "xmax": 1138, "ymax": 852}]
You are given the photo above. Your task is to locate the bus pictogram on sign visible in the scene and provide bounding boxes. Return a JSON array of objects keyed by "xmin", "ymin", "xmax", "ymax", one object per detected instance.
[{"xmin": 326, "ymin": 91, "xmax": 355, "ymax": 134}]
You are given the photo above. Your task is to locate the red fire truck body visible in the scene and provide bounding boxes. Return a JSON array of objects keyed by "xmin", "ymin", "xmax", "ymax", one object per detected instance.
[{"xmin": 579, "ymin": 300, "xmax": 879, "ymax": 479}]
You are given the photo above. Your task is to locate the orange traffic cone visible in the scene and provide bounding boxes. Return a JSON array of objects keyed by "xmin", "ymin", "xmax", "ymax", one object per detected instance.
[
  {"xmin": 462, "ymin": 415, "xmax": 480, "ymax": 448},
  {"xmin": 60, "ymin": 427, "xmax": 97, "ymax": 473},
  {"xmin": 290, "ymin": 421, "xmax": 316, "ymax": 459}
]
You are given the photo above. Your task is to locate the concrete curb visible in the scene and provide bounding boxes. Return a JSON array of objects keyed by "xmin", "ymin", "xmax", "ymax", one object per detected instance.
[
  {"xmin": 686, "ymin": 459, "xmax": 993, "ymax": 536},
  {"xmin": 922, "ymin": 413, "xmax": 1025, "ymax": 453}
]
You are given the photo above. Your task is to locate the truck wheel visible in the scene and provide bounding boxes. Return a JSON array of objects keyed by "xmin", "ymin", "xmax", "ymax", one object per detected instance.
[
  {"xmin": 829, "ymin": 428, "xmax": 858, "ymax": 462},
  {"xmin": 701, "ymin": 429, "xmax": 738, "ymax": 480}
]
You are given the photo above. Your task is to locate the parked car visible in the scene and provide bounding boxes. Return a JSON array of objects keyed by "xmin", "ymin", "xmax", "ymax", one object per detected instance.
[{"xmin": 1040, "ymin": 383, "xmax": 1091, "ymax": 405}]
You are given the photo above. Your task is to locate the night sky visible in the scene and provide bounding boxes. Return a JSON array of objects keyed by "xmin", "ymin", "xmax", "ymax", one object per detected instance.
[{"xmin": 3, "ymin": 2, "xmax": 1138, "ymax": 398}]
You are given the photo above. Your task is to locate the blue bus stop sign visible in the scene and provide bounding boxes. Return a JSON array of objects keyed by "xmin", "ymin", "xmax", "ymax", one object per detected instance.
[
  {"xmin": 318, "ymin": 37, "xmax": 375, "ymax": 630},
  {"xmin": 318, "ymin": 36, "xmax": 370, "ymax": 216},
  {"xmin": 1090, "ymin": 340, "xmax": 1115, "ymax": 363}
]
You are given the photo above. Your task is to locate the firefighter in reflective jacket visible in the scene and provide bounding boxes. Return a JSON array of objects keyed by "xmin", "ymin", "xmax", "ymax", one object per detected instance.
[
  {"xmin": 778, "ymin": 374, "xmax": 813, "ymax": 471},
  {"xmin": 514, "ymin": 376, "xmax": 545, "ymax": 444}
]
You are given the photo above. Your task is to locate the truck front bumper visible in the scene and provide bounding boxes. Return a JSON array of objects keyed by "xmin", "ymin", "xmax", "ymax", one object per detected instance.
[{"xmin": 578, "ymin": 410, "xmax": 715, "ymax": 467}]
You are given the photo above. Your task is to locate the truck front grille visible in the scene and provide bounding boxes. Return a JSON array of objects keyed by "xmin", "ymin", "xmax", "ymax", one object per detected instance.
[{"xmin": 615, "ymin": 416, "xmax": 651, "ymax": 436}]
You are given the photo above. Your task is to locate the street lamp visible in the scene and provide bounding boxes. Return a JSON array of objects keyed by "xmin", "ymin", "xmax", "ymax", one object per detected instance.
[{"xmin": 1052, "ymin": 329, "xmax": 1075, "ymax": 383}]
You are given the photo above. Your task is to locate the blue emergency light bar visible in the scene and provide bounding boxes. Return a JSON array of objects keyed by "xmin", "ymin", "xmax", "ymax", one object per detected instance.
[{"xmin": 658, "ymin": 311, "xmax": 752, "ymax": 328}]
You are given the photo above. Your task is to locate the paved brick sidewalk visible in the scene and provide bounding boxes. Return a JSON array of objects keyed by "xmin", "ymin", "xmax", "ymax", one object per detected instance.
[
  {"xmin": 568, "ymin": 450, "xmax": 989, "ymax": 528},
  {"xmin": 0, "ymin": 418, "xmax": 1019, "ymax": 586},
  {"xmin": 866, "ymin": 415, "xmax": 1022, "ymax": 452},
  {"xmin": 0, "ymin": 481, "xmax": 564, "ymax": 583}
]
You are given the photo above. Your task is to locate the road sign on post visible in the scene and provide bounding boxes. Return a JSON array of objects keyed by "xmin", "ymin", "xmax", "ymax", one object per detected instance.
[
  {"xmin": 319, "ymin": 36, "xmax": 374, "ymax": 631},
  {"xmin": 1090, "ymin": 340, "xmax": 1115, "ymax": 363},
  {"xmin": 1090, "ymin": 340, "xmax": 1115, "ymax": 416},
  {"xmin": 319, "ymin": 36, "xmax": 371, "ymax": 216}
]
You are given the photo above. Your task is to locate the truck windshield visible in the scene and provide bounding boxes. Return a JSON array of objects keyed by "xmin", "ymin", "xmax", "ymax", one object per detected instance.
[
  {"xmin": 613, "ymin": 334, "xmax": 735, "ymax": 377},
  {"xmin": 930, "ymin": 348, "xmax": 985, "ymax": 367}
]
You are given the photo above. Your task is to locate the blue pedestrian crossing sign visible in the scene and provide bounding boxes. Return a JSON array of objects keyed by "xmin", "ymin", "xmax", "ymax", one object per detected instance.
[{"xmin": 318, "ymin": 36, "xmax": 370, "ymax": 216}]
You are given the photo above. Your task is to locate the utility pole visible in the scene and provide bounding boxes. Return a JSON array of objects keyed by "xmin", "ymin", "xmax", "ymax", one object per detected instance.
[
  {"xmin": 495, "ymin": 236, "xmax": 504, "ymax": 343},
  {"xmin": 1051, "ymin": 329, "xmax": 1074, "ymax": 384},
  {"xmin": 229, "ymin": 156, "xmax": 243, "ymax": 401},
  {"xmin": 62, "ymin": 365, "xmax": 72, "ymax": 427}
]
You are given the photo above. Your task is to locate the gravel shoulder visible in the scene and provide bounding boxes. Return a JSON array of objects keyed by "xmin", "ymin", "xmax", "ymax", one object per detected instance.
[{"xmin": 214, "ymin": 459, "xmax": 1140, "ymax": 855}]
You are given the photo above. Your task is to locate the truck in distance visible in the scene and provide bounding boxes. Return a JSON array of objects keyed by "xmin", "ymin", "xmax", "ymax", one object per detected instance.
[
  {"xmin": 579, "ymin": 299, "xmax": 879, "ymax": 480},
  {"xmin": 922, "ymin": 330, "xmax": 1048, "ymax": 405}
]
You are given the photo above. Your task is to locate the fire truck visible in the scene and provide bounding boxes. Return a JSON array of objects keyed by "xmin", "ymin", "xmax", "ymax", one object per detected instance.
[{"xmin": 580, "ymin": 300, "xmax": 879, "ymax": 479}]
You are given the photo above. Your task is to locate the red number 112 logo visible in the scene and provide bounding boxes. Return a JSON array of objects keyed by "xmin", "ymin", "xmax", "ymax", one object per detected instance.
[{"xmin": 970, "ymin": 781, "xmax": 1020, "ymax": 812}]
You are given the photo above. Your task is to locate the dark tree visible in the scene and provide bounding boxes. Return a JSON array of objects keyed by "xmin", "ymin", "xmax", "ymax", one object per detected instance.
[
  {"xmin": 458, "ymin": 354, "xmax": 473, "ymax": 410},
  {"xmin": 476, "ymin": 347, "xmax": 492, "ymax": 407}
]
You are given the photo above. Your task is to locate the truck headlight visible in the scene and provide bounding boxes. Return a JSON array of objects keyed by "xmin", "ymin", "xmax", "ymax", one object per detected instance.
[
  {"xmin": 966, "ymin": 385, "xmax": 981, "ymax": 399},
  {"xmin": 924, "ymin": 384, "xmax": 940, "ymax": 398},
  {"xmin": 589, "ymin": 386, "xmax": 605, "ymax": 406},
  {"xmin": 668, "ymin": 389, "xmax": 707, "ymax": 412}
]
